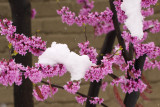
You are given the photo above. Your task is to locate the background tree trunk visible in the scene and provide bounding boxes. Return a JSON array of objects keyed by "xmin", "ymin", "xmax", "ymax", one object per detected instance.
[{"xmin": 9, "ymin": 0, "xmax": 34, "ymax": 107}]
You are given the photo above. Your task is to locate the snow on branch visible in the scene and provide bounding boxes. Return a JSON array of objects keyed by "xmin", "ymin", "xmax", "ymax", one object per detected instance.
[
  {"xmin": 121, "ymin": 0, "xmax": 144, "ymax": 40},
  {"xmin": 38, "ymin": 42, "xmax": 93, "ymax": 81}
]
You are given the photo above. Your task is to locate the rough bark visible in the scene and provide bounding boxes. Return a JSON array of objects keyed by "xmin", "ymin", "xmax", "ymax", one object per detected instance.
[{"xmin": 9, "ymin": 0, "xmax": 34, "ymax": 107}]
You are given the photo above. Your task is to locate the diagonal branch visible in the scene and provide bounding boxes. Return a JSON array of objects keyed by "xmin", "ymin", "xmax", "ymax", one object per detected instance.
[
  {"xmin": 41, "ymin": 81, "xmax": 108, "ymax": 107},
  {"xmin": 109, "ymin": 0, "xmax": 128, "ymax": 63}
]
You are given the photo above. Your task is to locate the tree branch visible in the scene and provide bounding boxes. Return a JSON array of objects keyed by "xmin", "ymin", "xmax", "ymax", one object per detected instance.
[
  {"xmin": 109, "ymin": 0, "xmax": 128, "ymax": 63},
  {"xmin": 124, "ymin": 55, "xmax": 146, "ymax": 107},
  {"xmin": 41, "ymin": 81, "xmax": 108, "ymax": 107},
  {"xmin": 86, "ymin": 30, "xmax": 117, "ymax": 107}
]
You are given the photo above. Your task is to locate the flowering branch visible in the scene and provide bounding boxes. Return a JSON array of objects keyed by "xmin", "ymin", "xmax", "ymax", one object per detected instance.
[
  {"xmin": 86, "ymin": 30, "xmax": 117, "ymax": 107},
  {"xmin": 109, "ymin": 0, "xmax": 148, "ymax": 107},
  {"xmin": 41, "ymin": 81, "xmax": 108, "ymax": 107},
  {"xmin": 109, "ymin": 0, "xmax": 129, "ymax": 63},
  {"xmin": 124, "ymin": 55, "xmax": 147, "ymax": 107}
]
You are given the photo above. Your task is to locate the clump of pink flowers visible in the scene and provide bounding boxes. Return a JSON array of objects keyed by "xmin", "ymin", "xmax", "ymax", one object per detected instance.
[
  {"xmin": 0, "ymin": 18, "xmax": 46, "ymax": 56},
  {"xmin": 101, "ymin": 82, "xmax": 108, "ymax": 91},
  {"xmin": 75, "ymin": 96, "xmax": 87, "ymax": 105},
  {"xmin": 0, "ymin": 59, "xmax": 24, "ymax": 86},
  {"xmin": 78, "ymin": 41, "xmax": 98, "ymax": 63},
  {"xmin": 63, "ymin": 81, "xmax": 81, "ymax": 94},
  {"xmin": 24, "ymin": 63, "xmax": 67, "ymax": 83},
  {"xmin": 89, "ymin": 97, "xmax": 104, "ymax": 105},
  {"xmin": 33, "ymin": 85, "xmax": 58, "ymax": 101},
  {"xmin": 111, "ymin": 76, "xmax": 147, "ymax": 94},
  {"xmin": 57, "ymin": 6, "xmax": 114, "ymax": 36},
  {"xmin": 84, "ymin": 54, "xmax": 115, "ymax": 82}
]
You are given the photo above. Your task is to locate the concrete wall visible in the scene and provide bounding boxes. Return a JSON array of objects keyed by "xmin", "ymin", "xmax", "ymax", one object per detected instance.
[{"xmin": 0, "ymin": 0, "xmax": 160, "ymax": 107}]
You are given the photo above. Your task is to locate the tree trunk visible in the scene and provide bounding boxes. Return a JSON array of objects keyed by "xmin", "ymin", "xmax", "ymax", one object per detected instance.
[{"xmin": 9, "ymin": 0, "xmax": 34, "ymax": 107}]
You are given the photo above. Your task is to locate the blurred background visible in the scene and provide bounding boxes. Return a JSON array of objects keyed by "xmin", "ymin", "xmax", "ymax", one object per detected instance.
[{"xmin": 0, "ymin": 0, "xmax": 160, "ymax": 107}]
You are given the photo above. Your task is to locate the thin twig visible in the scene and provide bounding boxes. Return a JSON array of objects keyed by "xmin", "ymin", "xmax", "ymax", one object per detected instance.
[{"xmin": 84, "ymin": 25, "xmax": 87, "ymax": 41}]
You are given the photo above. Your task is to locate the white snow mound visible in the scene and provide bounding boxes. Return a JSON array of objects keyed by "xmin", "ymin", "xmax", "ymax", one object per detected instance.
[
  {"xmin": 121, "ymin": 0, "xmax": 144, "ymax": 40},
  {"xmin": 38, "ymin": 42, "xmax": 93, "ymax": 81}
]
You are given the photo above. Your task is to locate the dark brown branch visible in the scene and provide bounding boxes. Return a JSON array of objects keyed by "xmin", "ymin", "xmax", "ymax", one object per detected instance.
[
  {"xmin": 108, "ymin": 74, "xmax": 118, "ymax": 79},
  {"xmin": 124, "ymin": 55, "xmax": 146, "ymax": 107},
  {"xmin": 41, "ymin": 81, "xmax": 108, "ymax": 107},
  {"xmin": 86, "ymin": 30, "xmax": 116, "ymax": 107},
  {"xmin": 109, "ymin": 0, "xmax": 128, "ymax": 63}
]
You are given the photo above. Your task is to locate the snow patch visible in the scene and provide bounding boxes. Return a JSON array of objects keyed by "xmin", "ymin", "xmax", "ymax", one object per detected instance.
[
  {"xmin": 38, "ymin": 42, "xmax": 93, "ymax": 81},
  {"xmin": 121, "ymin": 0, "xmax": 144, "ymax": 40}
]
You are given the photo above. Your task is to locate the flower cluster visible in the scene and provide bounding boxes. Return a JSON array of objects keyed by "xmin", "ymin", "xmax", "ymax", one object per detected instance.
[
  {"xmin": 113, "ymin": 0, "xmax": 127, "ymax": 23},
  {"xmin": 111, "ymin": 76, "xmax": 147, "ymax": 93},
  {"xmin": 0, "ymin": 18, "xmax": 16, "ymax": 36},
  {"xmin": 121, "ymin": 31, "xmax": 148, "ymax": 44},
  {"xmin": 0, "ymin": 59, "xmax": 24, "ymax": 86},
  {"xmin": 89, "ymin": 97, "xmax": 104, "ymax": 105},
  {"xmin": 129, "ymin": 68, "xmax": 141, "ymax": 79},
  {"xmin": 141, "ymin": 8, "xmax": 154, "ymax": 17},
  {"xmin": 24, "ymin": 63, "xmax": 67, "ymax": 83},
  {"xmin": 0, "ymin": 19, "xmax": 46, "ymax": 56},
  {"xmin": 143, "ymin": 20, "xmax": 160, "ymax": 33},
  {"xmin": 143, "ymin": 57, "xmax": 160, "ymax": 71},
  {"xmin": 101, "ymin": 81, "xmax": 108, "ymax": 91},
  {"xmin": 77, "ymin": 0, "xmax": 94, "ymax": 15},
  {"xmin": 84, "ymin": 54, "xmax": 114, "ymax": 82},
  {"xmin": 28, "ymin": 36, "xmax": 46, "ymax": 56},
  {"xmin": 78, "ymin": 41, "xmax": 98, "ymax": 63},
  {"xmin": 141, "ymin": 0, "xmax": 158, "ymax": 8},
  {"xmin": 57, "ymin": 6, "xmax": 114, "ymax": 36},
  {"xmin": 33, "ymin": 85, "xmax": 58, "ymax": 101},
  {"xmin": 134, "ymin": 42, "xmax": 160, "ymax": 59},
  {"xmin": 63, "ymin": 81, "xmax": 81, "ymax": 94},
  {"xmin": 7, "ymin": 34, "xmax": 46, "ymax": 56},
  {"xmin": 25, "ymin": 66, "xmax": 43, "ymax": 84},
  {"xmin": 75, "ymin": 96, "xmax": 87, "ymax": 105}
]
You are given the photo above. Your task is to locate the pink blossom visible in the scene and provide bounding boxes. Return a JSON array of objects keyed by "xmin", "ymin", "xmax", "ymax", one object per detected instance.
[
  {"xmin": 78, "ymin": 41, "xmax": 98, "ymax": 63},
  {"xmin": 63, "ymin": 81, "xmax": 80, "ymax": 94},
  {"xmin": 31, "ymin": 8, "xmax": 37, "ymax": 19},
  {"xmin": 25, "ymin": 66, "xmax": 43, "ymax": 84},
  {"xmin": 101, "ymin": 82, "xmax": 108, "ymax": 91},
  {"xmin": 0, "ymin": 59, "xmax": 23, "ymax": 86},
  {"xmin": 33, "ymin": 85, "xmax": 58, "ymax": 101},
  {"xmin": 0, "ymin": 19, "xmax": 47, "ymax": 56},
  {"xmin": 75, "ymin": 96, "xmax": 87, "ymax": 105},
  {"xmin": 141, "ymin": 0, "xmax": 158, "ymax": 8},
  {"xmin": 57, "ymin": 6, "xmax": 114, "ymax": 36},
  {"xmin": 89, "ymin": 97, "xmax": 104, "ymax": 104},
  {"xmin": 111, "ymin": 76, "xmax": 147, "ymax": 94}
]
